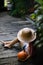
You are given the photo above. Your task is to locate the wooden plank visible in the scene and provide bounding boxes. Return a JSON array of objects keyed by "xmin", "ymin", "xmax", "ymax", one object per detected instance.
[
  {"xmin": 0, "ymin": 13, "xmax": 35, "ymax": 65},
  {"xmin": 0, "ymin": 57, "xmax": 33, "ymax": 65}
]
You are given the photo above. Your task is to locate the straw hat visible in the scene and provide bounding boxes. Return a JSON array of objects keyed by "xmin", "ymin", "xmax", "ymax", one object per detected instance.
[{"xmin": 17, "ymin": 28, "xmax": 36, "ymax": 43}]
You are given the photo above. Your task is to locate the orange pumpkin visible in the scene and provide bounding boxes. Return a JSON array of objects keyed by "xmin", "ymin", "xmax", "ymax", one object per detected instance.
[{"xmin": 17, "ymin": 50, "xmax": 28, "ymax": 61}]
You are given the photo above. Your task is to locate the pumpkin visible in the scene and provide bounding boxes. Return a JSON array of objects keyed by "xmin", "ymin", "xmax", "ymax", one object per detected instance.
[{"xmin": 17, "ymin": 50, "xmax": 28, "ymax": 61}]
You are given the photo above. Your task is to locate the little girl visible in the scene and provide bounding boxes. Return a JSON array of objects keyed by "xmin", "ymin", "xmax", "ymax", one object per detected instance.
[{"xmin": 2, "ymin": 28, "xmax": 36, "ymax": 61}]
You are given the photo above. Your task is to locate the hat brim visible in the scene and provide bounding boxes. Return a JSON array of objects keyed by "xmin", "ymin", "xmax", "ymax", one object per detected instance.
[{"xmin": 17, "ymin": 28, "xmax": 36, "ymax": 43}]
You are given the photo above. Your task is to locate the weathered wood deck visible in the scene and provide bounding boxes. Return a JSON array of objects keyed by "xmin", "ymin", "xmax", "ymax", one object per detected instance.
[{"xmin": 0, "ymin": 12, "xmax": 35, "ymax": 65}]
